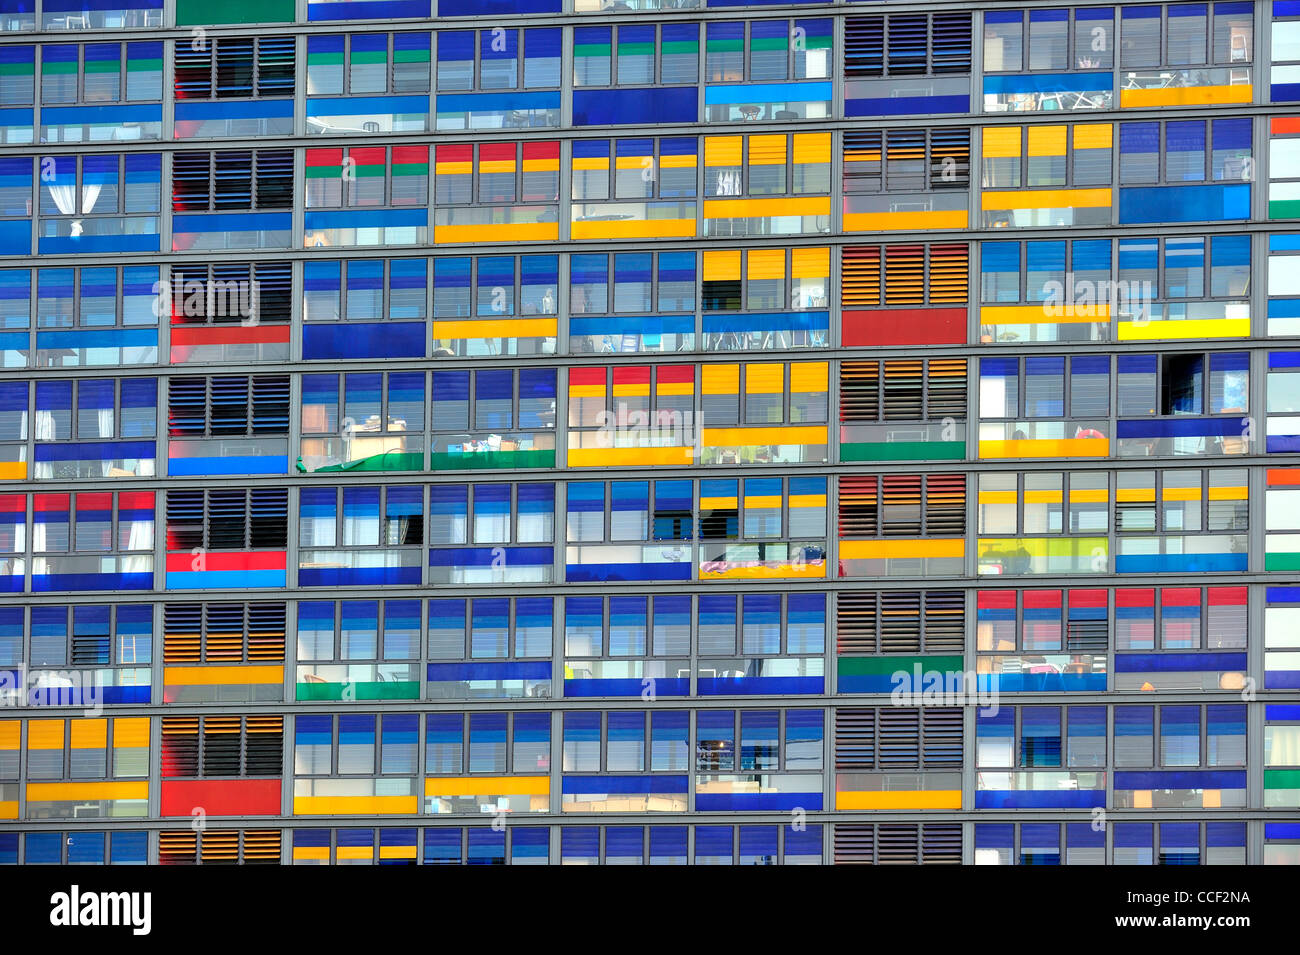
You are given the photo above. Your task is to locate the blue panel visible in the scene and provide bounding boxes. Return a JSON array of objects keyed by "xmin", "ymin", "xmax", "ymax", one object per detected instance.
[{"xmin": 572, "ymin": 87, "xmax": 698, "ymax": 126}]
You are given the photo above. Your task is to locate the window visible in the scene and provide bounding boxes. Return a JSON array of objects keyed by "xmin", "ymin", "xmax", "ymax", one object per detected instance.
[
  {"xmin": 1118, "ymin": 117, "xmax": 1252, "ymax": 224},
  {"xmin": 1271, "ymin": 118, "xmax": 1300, "ymax": 222},
  {"xmin": 43, "ymin": 0, "xmax": 161, "ymax": 30},
  {"xmin": 171, "ymin": 149, "xmax": 290, "ymax": 251},
  {"xmin": 425, "ymin": 596, "xmax": 553, "ymax": 699},
  {"xmin": 423, "ymin": 711, "xmax": 550, "ymax": 815},
  {"xmin": 838, "ymin": 473, "xmax": 966, "ymax": 577},
  {"xmin": 835, "ymin": 590, "xmax": 965, "ymax": 671},
  {"xmin": 24, "ymin": 716, "xmax": 149, "ymax": 819},
  {"xmin": 1268, "ymin": 352, "xmax": 1300, "ymax": 451},
  {"xmin": 13, "ymin": 830, "xmax": 148, "ymax": 865},
  {"xmin": 295, "ymin": 600, "xmax": 420, "ymax": 702},
  {"xmin": 40, "ymin": 42, "xmax": 162, "ymax": 142},
  {"xmin": 841, "ymin": 242, "xmax": 968, "ymax": 347},
  {"xmin": 294, "ymin": 713, "xmax": 420, "ymax": 816},
  {"xmin": 433, "ymin": 141, "xmax": 559, "ymax": 245},
  {"xmin": 982, "ymin": 123, "xmax": 1113, "ymax": 228},
  {"xmin": 842, "ymin": 127, "xmax": 970, "ymax": 232},
  {"xmin": 1119, "ymin": 2, "xmax": 1253, "ymax": 107},
  {"xmin": 430, "ymin": 367, "xmax": 556, "ymax": 471},
  {"xmin": 161, "ymin": 600, "xmax": 287, "ymax": 703},
  {"xmin": 983, "ymin": 7, "xmax": 1115, "ymax": 113},
  {"xmin": 302, "ymin": 258, "xmax": 426, "ymax": 361},
  {"xmin": 1112, "ymin": 703, "xmax": 1246, "ymax": 807},
  {"xmin": 695, "ymin": 708, "xmax": 823, "ymax": 812},
  {"xmin": 977, "ymin": 469, "xmax": 1109, "ymax": 576},
  {"xmin": 169, "ymin": 260, "xmax": 291, "ymax": 365},
  {"xmin": 0, "ymin": 45, "xmax": 33, "ymax": 144},
  {"xmin": 6, "ymin": 603, "xmax": 151, "ymax": 705},
  {"xmin": 566, "ymin": 479, "xmax": 693, "ymax": 583},
  {"xmin": 1112, "ymin": 585, "xmax": 1247, "ymax": 690},
  {"xmin": 159, "ymin": 828, "xmax": 280, "ymax": 865},
  {"xmin": 699, "ymin": 247, "xmax": 829, "ymax": 351},
  {"xmin": 39, "ymin": 153, "xmax": 160, "ymax": 255},
  {"xmin": 847, "ymin": 12, "xmax": 972, "ymax": 116},
  {"xmin": 1272, "ymin": 3, "xmax": 1300, "ymax": 102},
  {"xmin": 834, "ymin": 707, "xmax": 962, "ymax": 810},
  {"xmin": 562, "ymin": 710, "xmax": 690, "ymax": 779},
  {"xmin": 431, "ymin": 254, "xmax": 558, "ymax": 358},
  {"xmin": 979, "ymin": 237, "xmax": 1112, "ymax": 343},
  {"xmin": 698, "ymin": 361, "xmax": 828, "ymax": 464},
  {"xmin": 693, "ymin": 592, "xmax": 826, "ymax": 695},
  {"xmin": 976, "ymin": 588, "xmax": 1108, "ymax": 693},
  {"xmin": 299, "ymin": 372, "xmax": 425, "ymax": 474},
  {"xmin": 428, "ymin": 482, "xmax": 555, "ymax": 585},
  {"xmin": 306, "ymin": 33, "xmax": 431, "ymax": 137},
  {"xmin": 1264, "ymin": 700, "xmax": 1300, "ymax": 807},
  {"xmin": 436, "ymin": 28, "xmax": 560, "ymax": 130},
  {"xmin": 24, "ymin": 490, "xmax": 152, "ymax": 595},
  {"xmin": 840, "ymin": 357, "xmax": 967, "ymax": 462},
  {"xmin": 1115, "ymin": 349, "xmax": 1250, "ymax": 454},
  {"xmin": 976, "ymin": 704, "xmax": 1107, "ymax": 808},
  {"xmin": 570, "ymin": 136, "xmax": 697, "ymax": 242},
  {"xmin": 704, "ymin": 19, "xmax": 832, "ymax": 123},
  {"xmin": 703, "ymin": 132, "xmax": 831, "ymax": 236},
  {"xmin": 978, "ymin": 355, "xmax": 1110, "ymax": 459},
  {"xmin": 835, "ymin": 822, "xmax": 961, "ymax": 865},
  {"xmin": 569, "ymin": 250, "xmax": 697, "ymax": 354},
  {"xmin": 298, "ymin": 485, "xmax": 425, "ymax": 587},
  {"xmin": 1267, "ymin": 466, "xmax": 1300, "ymax": 571},
  {"xmin": 563, "ymin": 594, "xmax": 690, "ymax": 698},
  {"xmin": 303, "ymin": 146, "xmax": 428, "ymax": 249},
  {"xmin": 32, "ymin": 376, "xmax": 156, "ymax": 478}
]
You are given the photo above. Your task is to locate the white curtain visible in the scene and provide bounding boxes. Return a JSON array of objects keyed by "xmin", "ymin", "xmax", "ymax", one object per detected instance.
[
  {"xmin": 120, "ymin": 515, "xmax": 152, "ymax": 575},
  {"xmin": 98, "ymin": 407, "xmax": 113, "ymax": 476},
  {"xmin": 46, "ymin": 184, "xmax": 77, "ymax": 215}
]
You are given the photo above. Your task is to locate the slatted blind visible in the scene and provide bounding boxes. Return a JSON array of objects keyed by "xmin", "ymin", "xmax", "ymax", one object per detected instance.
[
  {"xmin": 165, "ymin": 488, "xmax": 288, "ymax": 550},
  {"xmin": 835, "ymin": 707, "xmax": 963, "ymax": 769},
  {"xmin": 834, "ymin": 823, "xmax": 962, "ymax": 864},
  {"xmin": 169, "ymin": 261, "xmax": 292, "ymax": 326},
  {"xmin": 161, "ymin": 714, "xmax": 283, "ymax": 777},
  {"xmin": 172, "ymin": 149, "xmax": 293, "ymax": 211},
  {"xmin": 174, "ymin": 36, "xmax": 295, "ymax": 99},
  {"xmin": 842, "ymin": 244, "xmax": 969, "ymax": 308},
  {"xmin": 844, "ymin": 13, "xmax": 971, "ymax": 77},
  {"xmin": 164, "ymin": 601, "xmax": 290, "ymax": 663},
  {"xmin": 160, "ymin": 829, "xmax": 280, "ymax": 865},
  {"xmin": 836, "ymin": 590, "xmax": 965, "ymax": 654},
  {"xmin": 168, "ymin": 374, "xmax": 290, "ymax": 436},
  {"xmin": 838, "ymin": 474, "xmax": 966, "ymax": 535}
]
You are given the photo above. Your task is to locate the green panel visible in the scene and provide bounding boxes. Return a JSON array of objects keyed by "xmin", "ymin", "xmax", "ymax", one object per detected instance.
[
  {"xmin": 430, "ymin": 449, "xmax": 555, "ymax": 470},
  {"xmin": 840, "ymin": 441, "xmax": 965, "ymax": 462},
  {"xmin": 177, "ymin": 0, "xmax": 294, "ymax": 25},
  {"xmin": 296, "ymin": 681, "xmax": 420, "ymax": 701},
  {"xmin": 837, "ymin": 655, "xmax": 964, "ymax": 676},
  {"xmin": 299, "ymin": 451, "xmax": 425, "ymax": 473},
  {"xmin": 1270, "ymin": 200, "xmax": 1300, "ymax": 220},
  {"xmin": 1266, "ymin": 553, "xmax": 1300, "ymax": 571},
  {"xmin": 1265, "ymin": 769, "xmax": 1300, "ymax": 789}
]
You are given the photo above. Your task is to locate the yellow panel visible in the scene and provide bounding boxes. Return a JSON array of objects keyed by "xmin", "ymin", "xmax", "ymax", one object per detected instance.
[
  {"xmin": 747, "ymin": 248, "xmax": 786, "ymax": 281},
  {"xmin": 740, "ymin": 495, "xmax": 783, "ymax": 508},
  {"xmin": 704, "ymin": 426, "xmax": 828, "ymax": 447},
  {"xmin": 980, "ymin": 304, "xmax": 1111, "ymax": 324},
  {"xmin": 1117, "ymin": 318, "xmax": 1250, "ymax": 341},
  {"xmin": 567, "ymin": 446, "xmax": 693, "ymax": 468},
  {"xmin": 0, "ymin": 721, "xmax": 18, "ymax": 750},
  {"xmin": 789, "ymin": 494, "xmax": 826, "ymax": 508},
  {"xmin": 379, "ymin": 845, "xmax": 418, "ymax": 859},
  {"xmin": 1027, "ymin": 125, "xmax": 1066, "ymax": 157},
  {"xmin": 478, "ymin": 160, "xmax": 516, "ymax": 174},
  {"xmin": 293, "ymin": 846, "xmax": 329, "ymax": 860},
  {"xmin": 699, "ymin": 497, "xmax": 737, "ymax": 509},
  {"xmin": 792, "ymin": 132, "xmax": 832, "ymax": 164},
  {"xmin": 70, "ymin": 719, "xmax": 107, "ymax": 750},
  {"xmin": 0, "ymin": 462, "xmax": 26, "ymax": 480},
  {"xmin": 702, "ymin": 364, "xmax": 740, "ymax": 395},
  {"xmin": 433, "ymin": 223, "xmax": 558, "ymax": 244},
  {"xmin": 570, "ymin": 219, "xmax": 696, "ymax": 241},
  {"xmin": 293, "ymin": 795, "xmax": 418, "ymax": 816},
  {"xmin": 1208, "ymin": 486, "xmax": 1248, "ymax": 501},
  {"xmin": 748, "ymin": 134, "xmax": 787, "ymax": 165},
  {"xmin": 1069, "ymin": 488, "xmax": 1109, "ymax": 503},
  {"xmin": 336, "ymin": 846, "xmax": 373, "ymax": 860},
  {"xmin": 659, "ymin": 155, "xmax": 697, "ymax": 169},
  {"xmin": 979, "ymin": 438, "xmax": 1109, "ymax": 458},
  {"xmin": 703, "ymin": 249, "xmax": 742, "ymax": 282},
  {"xmin": 703, "ymin": 196, "xmax": 832, "ymax": 217},
  {"xmin": 701, "ymin": 562, "xmax": 826, "ymax": 579},
  {"xmin": 744, "ymin": 363, "xmax": 784, "ymax": 394},
  {"xmin": 432, "ymin": 318, "xmax": 557, "ymax": 339},
  {"xmin": 838, "ymin": 538, "xmax": 965, "ymax": 559},
  {"xmin": 571, "ymin": 157, "xmax": 610, "ymax": 172},
  {"xmin": 1116, "ymin": 488, "xmax": 1156, "ymax": 502},
  {"xmin": 26, "ymin": 781, "xmax": 149, "ymax": 801},
  {"xmin": 27, "ymin": 719, "xmax": 64, "ymax": 750},
  {"xmin": 790, "ymin": 362, "xmax": 829, "ymax": 393},
  {"xmin": 424, "ymin": 775, "xmax": 550, "ymax": 796},
  {"xmin": 704, "ymin": 136, "xmax": 742, "ymax": 167},
  {"xmin": 982, "ymin": 188, "xmax": 1112, "ymax": 210},
  {"xmin": 1120, "ymin": 85, "xmax": 1252, "ymax": 108},
  {"xmin": 836, "ymin": 790, "xmax": 962, "ymax": 810},
  {"xmin": 112, "ymin": 717, "xmax": 150, "ymax": 749},
  {"xmin": 982, "ymin": 126, "xmax": 1023, "ymax": 158},
  {"xmin": 843, "ymin": 209, "xmax": 968, "ymax": 231},
  {"xmin": 791, "ymin": 247, "xmax": 830, "ymax": 278},
  {"xmin": 164, "ymin": 665, "xmax": 284, "ymax": 686},
  {"xmin": 978, "ymin": 490, "xmax": 1018, "ymax": 504},
  {"xmin": 1072, "ymin": 124, "xmax": 1113, "ymax": 149},
  {"xmin": 0, "ymin": 801, "xmax": 16, "ymax": 820}
]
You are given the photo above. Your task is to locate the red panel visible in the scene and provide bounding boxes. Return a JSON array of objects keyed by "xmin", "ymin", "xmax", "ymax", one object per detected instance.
[
  {"xmin": 160, "ymin": 778, "xmax": 281, "ymax": 817},
  {"xmin": 842, "ymin": 308, "xmax": 966, "ymax": 346},
  {"xmin": 170, "ymin": 325, "xmax": 291, "ymax": 345}
]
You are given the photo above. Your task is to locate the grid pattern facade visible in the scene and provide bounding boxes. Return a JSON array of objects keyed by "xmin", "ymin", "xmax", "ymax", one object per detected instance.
[{"xmin": 0, "ymin": 0, "xmax": 1298, "ymax": 866}]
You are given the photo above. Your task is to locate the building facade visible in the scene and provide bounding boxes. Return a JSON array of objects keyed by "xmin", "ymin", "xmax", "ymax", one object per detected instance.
[{"xmin": 0, "ymin": 0, "xmax": 1298, "ymax": 864}]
